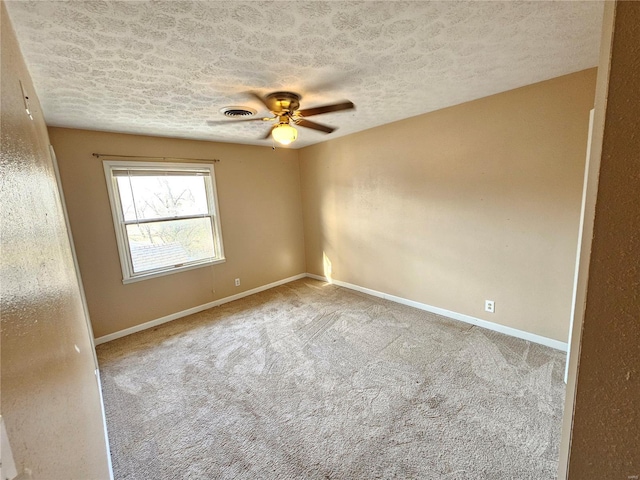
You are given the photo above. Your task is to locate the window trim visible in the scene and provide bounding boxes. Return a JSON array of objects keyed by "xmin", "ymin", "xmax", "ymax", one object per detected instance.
[{"xmin": 103, "ymin": 160, "xmax": 225, "ymax": 284}]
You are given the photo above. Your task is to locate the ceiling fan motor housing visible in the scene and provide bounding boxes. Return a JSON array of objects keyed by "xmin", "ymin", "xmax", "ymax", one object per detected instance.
[{"xmin": 265, "ymin": 92, "xmax": 301, "ymax": 114}]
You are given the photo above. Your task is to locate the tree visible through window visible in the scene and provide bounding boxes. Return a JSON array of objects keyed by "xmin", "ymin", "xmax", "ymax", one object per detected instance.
[{"xmin": 104, "ymin": 161, "xmax": 225, "ymax": 282}]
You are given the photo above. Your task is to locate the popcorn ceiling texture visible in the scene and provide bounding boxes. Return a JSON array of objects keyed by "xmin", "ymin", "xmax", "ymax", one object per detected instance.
[{"xmin": 5, "ymin": 1, "xmax": 603, "ymax": 148}]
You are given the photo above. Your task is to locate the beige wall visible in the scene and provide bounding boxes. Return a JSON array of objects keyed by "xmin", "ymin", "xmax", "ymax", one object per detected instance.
[
  {"xmin": 49, "ymin": 128, "xmax": 306, "ymax": 338},
  {"xmin": 566, "ymin": 1, "xmax": 640, "ymax": 477},
  {"xmin": 299, "ymin": 69, "xmax": 597, "ymax": 342},
  {"xmin": 0, "ymin": 3, "xmax": 111, "ymax": 479}
]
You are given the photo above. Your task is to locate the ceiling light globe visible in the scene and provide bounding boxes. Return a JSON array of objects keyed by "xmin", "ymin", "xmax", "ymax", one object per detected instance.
[{"xmin": 272, "ymin": 124, "xmax": 298, "ymax": 145}]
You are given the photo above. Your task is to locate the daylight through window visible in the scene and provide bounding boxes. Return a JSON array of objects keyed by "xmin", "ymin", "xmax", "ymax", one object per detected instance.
[{"xmin": 104, "ymin": 161, "xmax": 225, "ymax": 283}]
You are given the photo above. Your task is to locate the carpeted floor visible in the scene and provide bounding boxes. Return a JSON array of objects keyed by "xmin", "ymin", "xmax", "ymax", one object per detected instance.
[{"xmin": 97, "ymin": 278, "xmax": 566, "ymax": 479}]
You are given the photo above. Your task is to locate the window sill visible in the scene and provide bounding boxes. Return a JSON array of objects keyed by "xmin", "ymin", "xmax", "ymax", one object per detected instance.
[{"xmin": 122, "ymin": 257, "xmax": 226, "ymax": 284}]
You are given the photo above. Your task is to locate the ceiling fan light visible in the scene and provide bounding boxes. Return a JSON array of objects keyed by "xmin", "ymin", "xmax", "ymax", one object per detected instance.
[{"xmin": 272, "ymin": 124, "xmax": 298, "ymax": 145}]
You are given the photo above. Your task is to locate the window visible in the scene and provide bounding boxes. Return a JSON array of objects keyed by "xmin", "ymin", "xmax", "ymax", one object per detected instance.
[{"xmin": 103, "ymin": 161, "xmax": 225, "ymax": 283}]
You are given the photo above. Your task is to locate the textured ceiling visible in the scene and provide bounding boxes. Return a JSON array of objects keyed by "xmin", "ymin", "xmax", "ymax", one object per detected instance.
[{"xmin": 6, "ymin": 1, "xmax": 604, "ymax": 149}]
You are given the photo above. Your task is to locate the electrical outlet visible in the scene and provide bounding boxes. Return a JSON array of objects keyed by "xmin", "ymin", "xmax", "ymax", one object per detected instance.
[
  {"xmin": 234, "ymin": 278, "xmax": 240, "ymax": 287},
  {"xmin": 485, "ymin": 300, "xmax": 495, "ymax": 313}
]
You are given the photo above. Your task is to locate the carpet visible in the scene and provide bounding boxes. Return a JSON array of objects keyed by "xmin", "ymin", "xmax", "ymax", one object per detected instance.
[{"xmin": 97, "ymin": 278, "xmax": 566, "ymax": 479}]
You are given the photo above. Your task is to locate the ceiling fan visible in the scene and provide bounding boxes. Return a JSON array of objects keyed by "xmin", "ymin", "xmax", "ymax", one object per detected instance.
[{"xmin": 207, "ymin": 91, "xmax": 355, "ymax": 145}]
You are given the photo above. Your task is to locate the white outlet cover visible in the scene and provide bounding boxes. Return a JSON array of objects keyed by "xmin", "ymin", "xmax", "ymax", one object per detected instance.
[{"xmin": 485, "ymin": 300, "xmax": 495, "ymax": 313}]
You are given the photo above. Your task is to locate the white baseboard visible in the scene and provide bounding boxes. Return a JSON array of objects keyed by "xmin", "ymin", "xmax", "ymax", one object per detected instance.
[
  {"xmin": 96, "ymin": 272, "xmax": 567, "ymax": 352},
  {"xmin": 306, "ymin": 273, "xmax": 568, "ymax": 352},
  {"xmin": 94, "ymin": 273, "xmax": 307, "ymax": 345}
]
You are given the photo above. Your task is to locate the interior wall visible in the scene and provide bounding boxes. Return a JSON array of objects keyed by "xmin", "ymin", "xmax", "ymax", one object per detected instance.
[
  {"xmin": 566, "ymin": 1, "xmax": 640, "ymax": 477},
  {"xmin": 48, "ymin": 128, "xmax": 306, "ymax": 338},
  {"xmin": 299, "ymin": 69, "xmax": 597, "ymax": 342},
  {"xmin": 0, "ymin": 3, "xmax": 111, "ymax": 478}
]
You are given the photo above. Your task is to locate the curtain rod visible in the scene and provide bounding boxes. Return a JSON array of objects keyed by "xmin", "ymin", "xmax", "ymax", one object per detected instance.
[{"xmin": 92, "ymin": 153, "xmax": 220, "ymax": 163}]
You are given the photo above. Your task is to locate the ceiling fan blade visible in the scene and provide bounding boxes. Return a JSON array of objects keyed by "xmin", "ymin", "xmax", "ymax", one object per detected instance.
[
  {"xmin": 206, "ymin": 117, "xmax": 273, "ymax": 125},
  {"xmin": 305, "ymin": 72, "xmax": 353, "ymax": 95},
  {"xmin": 248, "ymin": 91, "xmax": 274, "ymax": 111},
  {"xmin": 262, "ymin": 125, "xmax": 277, "ymax": 140},
  {"xmin": 295, "ymin": 118, "xmax": 335, "ymax": 134},
  {"xmin": 297, "ymin": 101, "xmax": 354, "ymax": 117}
]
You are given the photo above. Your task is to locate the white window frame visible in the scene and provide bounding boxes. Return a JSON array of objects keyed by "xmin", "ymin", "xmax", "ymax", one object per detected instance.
[{"xmin": 103, "ymin": 160, "xmax": 225, "ymax": 284}]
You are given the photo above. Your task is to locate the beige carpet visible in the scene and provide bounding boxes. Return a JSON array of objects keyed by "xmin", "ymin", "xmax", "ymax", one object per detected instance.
[{"xmin": 97, "ymin": 278, "xmax": 566, "ymax": 479}]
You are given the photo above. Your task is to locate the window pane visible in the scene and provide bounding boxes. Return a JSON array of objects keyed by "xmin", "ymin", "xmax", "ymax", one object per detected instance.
[
  {"xmin": 116, "ymin": 175, "xmax": 209, "ymax": 221},
  {"xmin": 126, "ymin": 217, "xmax": 215, "ymax": 273}
]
